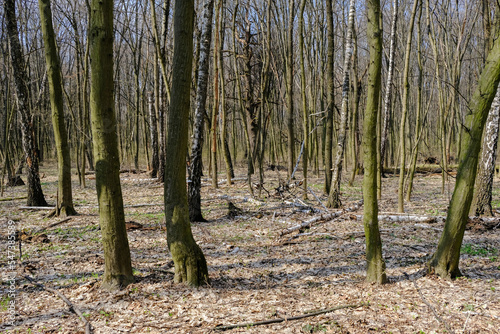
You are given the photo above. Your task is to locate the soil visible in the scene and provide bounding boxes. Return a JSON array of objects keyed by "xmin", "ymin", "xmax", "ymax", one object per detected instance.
[{"xmin": 0, "ymin": 162, "xmax": 499, "ymax": 333}]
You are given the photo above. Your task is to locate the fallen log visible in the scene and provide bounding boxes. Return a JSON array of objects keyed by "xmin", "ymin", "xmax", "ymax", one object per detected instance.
[{"xmin": 279, "ymin": 200, "xmax": 363, "ymax": 237}]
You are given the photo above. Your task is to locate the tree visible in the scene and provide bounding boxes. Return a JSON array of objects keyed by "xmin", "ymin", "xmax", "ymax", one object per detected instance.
[
  {"xmin": 286, "ymin": 0, "xmax": 295, "ymax": 179},
  {"xmin": 363, "ymin": 0, "xmax": 387, "ymax": 284},
  {"xmin": 428, "ymin": 23, "xmax": 500, "ymax": 278},
  {"xmin": 89, "ymin": 0, "xmax": 134, "ymax": 290},
  {"xmin": 38, "ymin": 0, "xmax": 76, "ymax": 217},
  {"xmin": 164, "ymin": 0, "xmax": 209, "ymax": 286},
  {"xmin": 188, "ymin": 0, "xmax": 214, "ymax": 222},
  {"xmin": 327, "ymin": 0, "xmax": 355, "ymax": 208},
  {"xmin": 324, "ymin": 0, "xmax": 334, "ymax": 194},
  {"xmin": 5, "ymin": 0, "xmax": 48, "ymax": 207}
]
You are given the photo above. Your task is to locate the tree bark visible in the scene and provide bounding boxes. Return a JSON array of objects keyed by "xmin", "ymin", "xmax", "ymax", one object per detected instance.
[
  {"xmin": 471, "ymin": 87, "xmax": 500, "ymax": 216},
  {"xmin": 428, "ymin": 26, "xmax": 500, "ymax": 279},
  {"xmin": 327, "ymin": 0, "xmax": 355, "ymax": 208},
  {"xmin": 38, "ymin": 0, "xmax": 76, "ymax": 217},
  {"xmin": 165, "ymin": 0, "xmax": 209, "ymax": 286},
  {"xmin": 324, "ymin": 0, "xmax": 334, "ymax": 194},
  {"xmin": 363, "ymin": 0, "xmax": 387, "ymax": 284},
  {"xmin": 89, "ymin": 0, "xmax": 134, "ymax": 290},
  {"xmin": 188, "ymin": 0, "xmax": 214, "ymax": 222},
  {"xmin": 286, "ymin": 0, "xmax": 295, "ymax": 179},
  {"xmin": 148, "ymin": 92, "xmax": 159, "ymax": 178},
  {"xmin": 5, "ymin": 0, "xmax": 48, "ymax": 207}
]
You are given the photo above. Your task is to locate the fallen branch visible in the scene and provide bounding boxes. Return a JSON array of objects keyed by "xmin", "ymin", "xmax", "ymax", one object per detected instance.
[
  {"xmin": 404, "ymin": 273, "xmax": 454, "ymax": 334},
  {"xmin": 280, "ymin": 200, "xmax": 363, "ymax": 237},
  {"xmin": 0, "ymin": 196, "xmax": 27, "ymax": 202},
  {"xmin": 308, "ymin": 187, "xmax": 328, "ymax": 212},
  {"xmin": 214, "ymin": 303, "xmax": 363, "ymax": 331},
  {"xmin": 33, "ymin": 217, "xmax": 72, "ymax": 235},
  {"xmin": 24, "ymin": 275, "xmax": 93, "ymax": 334},
  {"xmin": 19, "ymin": 206, "xmax": 55, "ymax": 211}
]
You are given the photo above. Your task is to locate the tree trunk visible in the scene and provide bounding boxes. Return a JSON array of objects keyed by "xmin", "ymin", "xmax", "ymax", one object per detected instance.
[
  {"xmin": 89, "ymin": 0, "xmax": 134, "ymax": 290},
  {"xmin": 5, "ymin": 0, "xmax": 48, "ymax": 207},
  {"xmin": 38, "ymin": 0, "xmax": 76, "ymax": 217},
  {"xmin": 189, "ymin": 0, "xmax": 214, "ymax": 222},
  {"xmin": 471, "ymin": 87, "xmax": 500, "ymax": 216},
  {"xmin": 165, "ymin": 0, "xmax": 209, "ymax": 286},
  {"xmin": 380, "ymin": 0, "xmax": 398, "ymax": 181},
  {"xmin": 149, "ymin": 92, "xmax": 159, "ymax": 178},
  {"xmin": 324, "ymin": 0, "xmax": 334, "ymax": 194},
  {"xmin": 327, "ymin": 0, "xmax": 355, "ymax": 208},
  {"xmin": 428, "ymin": 27, "xmax": 500, "ymax": 279},
  {"xmin": 210, "ymin": 0, "xmax": 222, "ymax": 189},
  {"xmin": 363, "ymin": 0, "xmax": 387, "ymax": 284},
  {"xmin": 397, "ymin": 0, "xmax": 419, "ymax": 213},
  {"xmin": 286, "ymin": 0, "xmax": 295, "ymax": 179},
  {"xmin": 298, "ymin": 0, "xmax": 308, "ymax": 199}
]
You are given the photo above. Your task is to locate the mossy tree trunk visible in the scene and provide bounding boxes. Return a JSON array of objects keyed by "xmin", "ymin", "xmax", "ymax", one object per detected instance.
[
  {"xmin": 363, "ymin": 0, "xmax": 387, "ymax": 284},
  {"xmin": 89, "ymin": 0, "xmax": 134, "ymax": 290},
  {"xmin": 428, "ymin": 26, "xmax": 500, "ymax": 279},
  {"xmin": 164, "ymin": 0, "xmax": 209, "ymax": 286},
  {"xmin": 38, "ymin": 0, "xmax": 76, "ymax": 217},
  {"xmin": 5, "ymin": 0, "xmax": 48, "ymax": 207}
]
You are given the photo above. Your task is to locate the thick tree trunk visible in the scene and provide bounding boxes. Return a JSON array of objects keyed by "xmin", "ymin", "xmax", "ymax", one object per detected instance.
[
  {"xmin": 5, "ymin": 0, "xmax": 48, "ymax": 207},
  {"xmin": 188, "ymin": 0, "xmax": 214, "ymax": 222},
  {"xmin": 38, "ymin": 0, "xmax": 76, "ymax": 217},
  {"xmin": 327, "ymin": 0, "xmax": 355, "ymax": 208},
  {"xmin": 89, "ymin": 0, "xmax": 134, "ymax": 290},
  {"xmin": 471, "ymin": 87, "xmax": 500, "ymax": 216},
  {"xmin": 165, "ymin": 0, "xmax": 209, "ymax": 286},
  {"xmin": 428, "ymin": 28, "xmax": 500, "ymax": 279},
  {"xmin": 363, "ymin": 0, "xmax": 387, "ymax": 284}
]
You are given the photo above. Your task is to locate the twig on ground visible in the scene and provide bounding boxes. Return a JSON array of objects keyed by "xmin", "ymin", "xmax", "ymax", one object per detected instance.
[
  {"xmin": 214, "ymin": 303, "xmax": 364, "ymax": 331},
  {"xmin": 23, "ymin": 275, "xmax": 93, "ymax": 334},
  {"xmin": 0, "ymin": 196, "xmax": 27, "ymax": 202},
  {"xmin": 404, "ymin": 272, "xmax": 454, "ymax": 334}
]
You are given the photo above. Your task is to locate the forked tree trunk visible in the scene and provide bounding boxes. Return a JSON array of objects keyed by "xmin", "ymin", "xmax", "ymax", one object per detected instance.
[
  {"xmin": 471, "ymin": 87, "xmax": 500, "ymax": 216},
  {"xmin": 165, "ymin": 0, "xmax": 209, "ymax": 286},
  {"xmin": 5, "ymin": 0, "xmax": 48, "ymax": 207},
  {"xmin": 327, "ymin": 0, "xmax": 355, "ymax": 208},
  {"xmin": 363, "ymin": 0, "xmax": 387, "ymax": 284},
  {"xmin": 89, "ymin": 0, "xmax": 134, "ymax": 290},
  {"xmin": 188, "ymin": 0, "xmax": 214, "ymax": 222},
  {"xmin": 38, "ymin": 0, "xmax": 76, "ymax": 217},
  {"xmin": 428, "ymin": 28, "xmax": 500, "ymax": 279}
]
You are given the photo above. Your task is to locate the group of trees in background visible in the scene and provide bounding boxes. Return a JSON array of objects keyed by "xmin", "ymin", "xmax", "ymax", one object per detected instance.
[{"xmin": 2, "ymin": 0, "xmax": 500, "ymax": 288}]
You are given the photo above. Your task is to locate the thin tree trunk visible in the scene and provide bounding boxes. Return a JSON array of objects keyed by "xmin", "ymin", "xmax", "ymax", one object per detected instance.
[
  {"xmin": 149, "ymin": 92, "xmax": 159, "ymax": 178},
  {"xmin": 188, "ymin": 0, "xmax": 214, "ymax": 222},
  {"xmin": 380, "ymin": 0, "xmax": 398, "ymax": 182},
  {"xmin": 364, "ymin": 0, "xmax": 387, "ymax": 284},
  {"xmin": 5, "ymin": 0, "xmax": 48, "ymax": 207},
  {"xmin": 327, "ymin": 0, "xmax": 355, "ymax": 208},
  {"xmin": 211, "ymin": 0, "xmax": 222, "ymax": 189},
  {"xmin": 298, "ymin": 0, "xmax": 308, "ymax": 199},
  {"xmin": 286, "ymin": 0, "xmax": 295, "ymax": 179},
  {"xmin": 38, "ymin": 0, "xmax": 76, "ymax": 216},
  {"xmin": 324, "ymin": 0, "xmax": 334, "ymax": 194},
  {"xmin": 89, "ymin": 0, "xmax": 134, "ymax": 290},
  {"xmin": 165, "ymin": 0, "xmax": 209, "ymax": 286}
]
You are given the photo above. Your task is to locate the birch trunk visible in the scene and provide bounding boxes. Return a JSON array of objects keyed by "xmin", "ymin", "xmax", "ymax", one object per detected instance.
[
  {"xmin": 471, "ymin": 87, "xmax": 500, "ymax": 216},
  {"xmin": 188, "ymin": 0, "xmax": 214, "ymax": 222},
  {"xmin": 327, "ymin": 0, "xmax": 355, "ymax": 208}
]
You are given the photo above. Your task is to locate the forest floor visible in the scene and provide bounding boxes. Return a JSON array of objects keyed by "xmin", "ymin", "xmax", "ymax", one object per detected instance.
[{"xmin": 0, "ymin": 162, "xmax": 499, "ymax": 333}]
